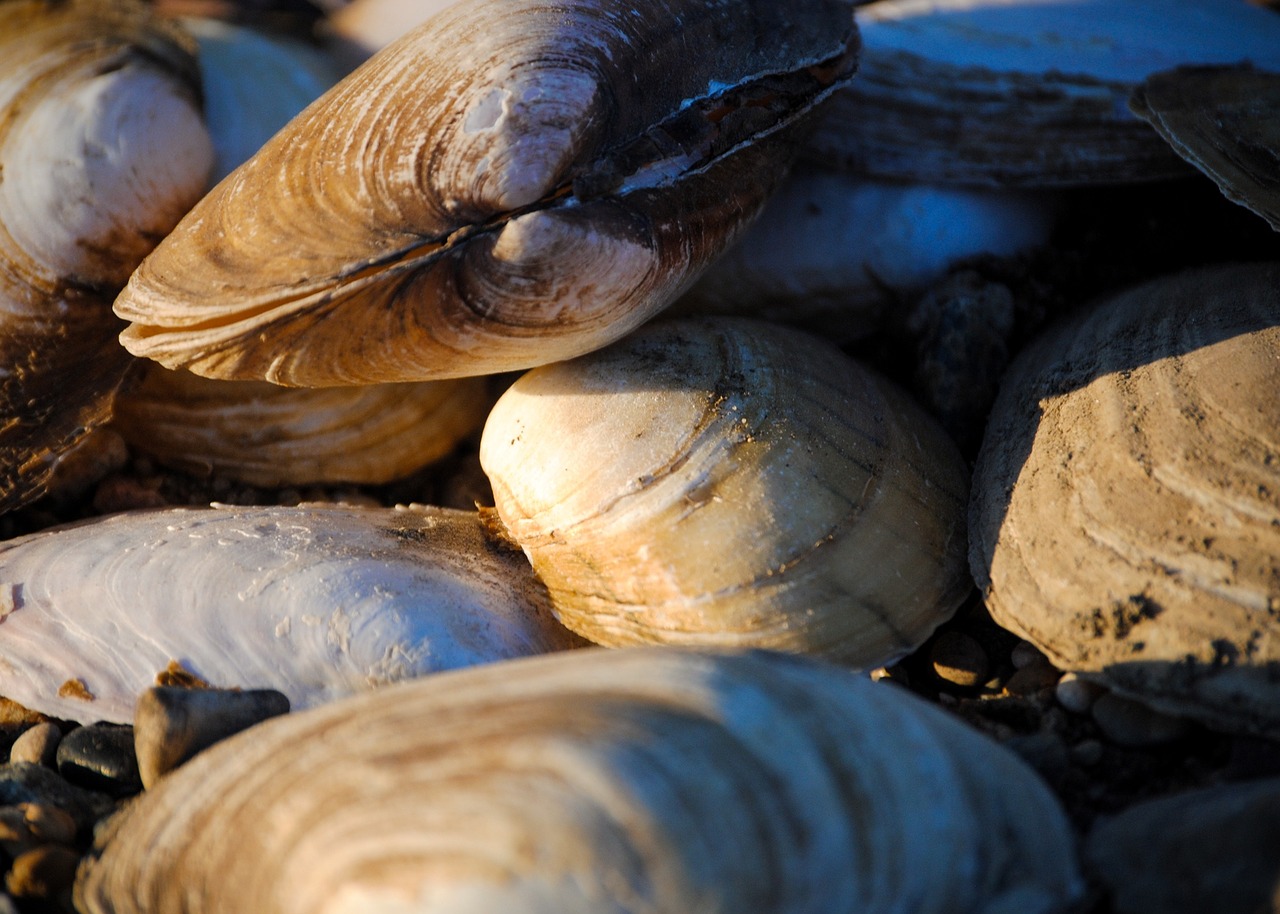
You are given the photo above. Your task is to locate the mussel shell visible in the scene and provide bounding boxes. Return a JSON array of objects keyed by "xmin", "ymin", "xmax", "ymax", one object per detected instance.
[
  {"xmin": 807, "ymin": 0, "xmax": 1280, "ymax": 187},
  {"xmin": 74, "ymin": 648, "xmax": 1085, "ymax": 913},
  {"xmin": 114, "ymin": 0, "xmax": 860, "ymax": 386},
  {"xmin": 970, "ymin": 263, "xmax": 1280, "ymax": 736},
  {"xmin": 112, "ymin": 364, "xmax": 490, "ymax": 487},
  {"xmin": 480, "ymin": 317, "xmax": 971, "ymax": 668},
  {"xmin": 0, "ymin": 504, "xmax": 580, "ymax": 723},
  {"xmin": 0, "ymin": 0, "xmax": 213, "ymax": 511}
]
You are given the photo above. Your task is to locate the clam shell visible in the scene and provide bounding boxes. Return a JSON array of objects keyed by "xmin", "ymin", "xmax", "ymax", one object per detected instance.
[
  {"xmin": 479, "ymin": 317, "xmax": 971, "ymax": 668},
  {"xmin": 807, "ymin": 0, "xmax": 1280, "ymax": 187},
  {"xmin": 0, "ymin": 504, "xmax": 579, "ymax": 724},
  {"xmin": 0, "ymin": 0, "xmax": 213, "ymax": 511},
  {"xmin": 74, "ymin": 648, "xmax": 1085, "ymax": 913},
  {"xmin": 113, "ymin": 0, "xmax": 859, "ymax": 386},
  {"xmin": 112, "ymin": 364, "xmax": 490, "ymax": 487},
  {"xmin": 1130, "ymin": 65, "xmax": 1280, "ymax": 233},
  {"xmin": 970, "ymin": 263, "xmax": 1280, "ymax": 736}
]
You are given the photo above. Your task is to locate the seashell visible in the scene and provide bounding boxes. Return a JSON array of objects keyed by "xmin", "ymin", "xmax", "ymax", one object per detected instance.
[
  {"xmin": 0, "ymin": 0, "xmax": 214, "ymax": 512},
  {"xmin": 111, "ymin": 0, "xmax": 860, "ymax": 386},
  {"xmin": 674, "ymin": 167, "xmax": 1056, "ymax": 342},
  {"xmin": 0, "ymin": 503, "xmax": 580, "ymax": 724},
  {"xmin": 1130, "ymin": 65, "xmax": 1280, "ymax": 233},
  {"xmin": 74, "ymin": 648, "xmax": 1086, "ymax": 913},
  {"xmin": 969, "ymin": 262, "xmax": 1280, "ymax": 737},
  {"xmin": 806, "ymin": 0, "xmax": 1280, "ymax": 187},
  {"xmin": 479, "ymin": 317, "xmax": 971, "ymax": 668},
  {"xmin": 111, "ymin": 363, "xmax": 490, "ymax": 487}
]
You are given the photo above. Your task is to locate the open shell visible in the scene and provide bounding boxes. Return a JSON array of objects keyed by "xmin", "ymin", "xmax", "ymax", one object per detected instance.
[
  {"xmin": 479, "ymin": 317, "xmax": 971, "ymax": 668},
  {"xmin": 970, "ymin": 263, "xmax": 1280, "ymax": 736},
  {"xmin": 0, "ymin": 504, "xmax": 579, "ymax": 724},
  {"xmin": 806, "ymin": 0, "xmax": 1280, "ymax": 187},
  {"xmin": 75, "ymin": 648, "xmax": 1085, "ymax": 914},
  {"xmin": 113, "ymin": 0, "xmax": 859, "ymax": 386},
  {"xmin": 112, "ymin": 364, "xmax": 490, "ymax": 487},
  {"xmin": 0, "ymin": 0, "xmax": 213, "ymax": 511}
]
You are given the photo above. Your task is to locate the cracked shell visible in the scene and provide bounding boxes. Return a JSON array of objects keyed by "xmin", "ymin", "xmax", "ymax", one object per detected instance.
[
  {"xmin": 479, "ymin": 317, "xmax": 971, "ymax": 668},
  {"xmin": 113, "ymin": 0, "xmax": 860, "ymax": 386},
  {"xmin": 970, "ymin": 263, "xmax": 1280, "ymax": 737}
]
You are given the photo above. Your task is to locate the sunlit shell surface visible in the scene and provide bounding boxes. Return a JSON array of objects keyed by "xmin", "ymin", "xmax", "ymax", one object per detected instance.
[
  {"xmin": 113, "ymin": 0, "xmax": 859, "ymax": 386},
  {"xmin": 480, "ymin": 318, "xmax": 971, "ymax": 668},
  {"xmin": 970, "ymin": 263, "xmax": 1280, "ymax": 736},
  {"xmin": 0, "ymin": 0, "xmax": 213, "ymax": 511},
  {"xmin": 676, "ymin": 168, "xmax": 1056, "ymax": 341},
  {"xmin": 807, "ymin": 0, "xmax": 1280, "ymax": 186},
  {"xmin": 0, "ymin": 504, "xmax": 579, "ymax": 724},
  {"xmin": 1130, "ymin": 65, "xmax": 1280, "ymax": 233},
  {"xmin": 112, "ymin": 364, "xmax": 490, "ymax": 487},
  {"xmin": 75, "ymin": 648, "xmax": 1085, "ymax": 914}
]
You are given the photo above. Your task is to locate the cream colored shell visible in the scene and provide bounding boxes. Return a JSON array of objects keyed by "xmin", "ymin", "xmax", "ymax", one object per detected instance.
[
  {"xmin": 113, "ymin": 364, "xmax": 490, "ymax": 487},
  {"xmin": 0, "ymin": 504, "xmax": 579, "ymax": 723},
  {"xmin": 480, "ymin": 318, "xmax": 971, "ymax": 667},
  {"xmin": 74, "ymin": 648, "xmax": 1085, "ymax": 914},
  {"xmin": 113, "ymin": 0, "xmax": 859, "ymax": 386},
  {"xmin": 0, "ymin": 0, "xmax": 213, "ymax": 511},
  {"xmin": 970, "ymin": 263, "xmax": 1280, "ymax": 736}
]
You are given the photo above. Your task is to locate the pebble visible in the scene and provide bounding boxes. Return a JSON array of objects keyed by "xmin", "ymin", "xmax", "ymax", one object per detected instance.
[
  {"xmin": 1054, "ymin": 672, "xmax": 1107, "ymax": 714},
  {"xmin": 1010, "ymin": 640, "xmax": 1047, "ymax": 670},
  {"xmin": 1086, "ymin": 777, "xmax": 1280, "ymax": 914},
  {"xmin": 0, "ymin": 764, "xmax": 112, "ymax": 833},
  {"xmin": 9, "ymin": 724, "xmax": 61, "ymax": 768},
  {"xmin": 1003, "ymin": 657, "xmax": 1061, "ymax": 697},
  {"xmin": 5, "ymin": 844, "xmax": 79, "ymax": 903},
  {"xmin": 134, "ymin": 686, "xmax": 290, "ymax": 789},
  {"xmin": 56, "ymin": 724, "xmax": 142, "ymax": 797},
  {"xmin": 928, "ymin": 631, "xmax": 990, "ymax": 688},
  {"xmin": 1090, "ymin": 693, "xmax": 1193, "ymax": 748}
]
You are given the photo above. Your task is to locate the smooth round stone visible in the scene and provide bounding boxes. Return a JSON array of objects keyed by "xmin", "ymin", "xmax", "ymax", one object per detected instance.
[
  {"xmin": 5, "ymin": 844, "xmax": 79, "ymax": 901},
  {"xmin": 1091, "ymin": 693, "xmax": 1193, "ymax": 748},
  {"xmin": 1004, "ymin": 657, "xmax": 1061, "ymax": 697},
  {"xmin": 9, "ymin": 723, "xmax": 61, "ymax": 768},
  {"xmin": 56, "ymin": 724, "xmax": 141, "ymax": 797},
  {"xmin": 929, "ymin": 631, "xmax": 990, "ymax": 688},
  {"xmin": 1055, "ymin": 673, "xmax": 1107, "ymax": 715},
  {"xmin": 0, "ymin": 764, "xmax": 112, "ymax": 832}
]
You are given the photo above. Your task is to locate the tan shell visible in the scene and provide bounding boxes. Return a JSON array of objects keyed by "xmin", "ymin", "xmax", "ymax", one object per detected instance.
[
  {"xmin": 0, "ymin": 503, "xmax": 581, "ymax": 724},
  {"xmin": 112, "ymin": 364, "xmax": 490, "ymax": 487},
  {"xmin": 806, "ymin": 0, "xmax": 1280, "ymax": 187},
  {"xmin": 0, "ymin": 0, "xmax": 213, "ymax": 511},
  {"xmin": 113, "ymin": 0, "xmax": 860, "ymax": 386},
  {"xmin": 479, "ymin": 318, "xmax": 971, "ymax": 668},
  {"xmin": 1130, "ymin": 65, "xmax": 1280, "ymax": 233},
  {"xmin": 75, "ymin": 648, "xmax": 1085, "ymax": 913},
  {"xmin": 970, "ymin": 263, "xmax": 1280, "ymax": 736}
]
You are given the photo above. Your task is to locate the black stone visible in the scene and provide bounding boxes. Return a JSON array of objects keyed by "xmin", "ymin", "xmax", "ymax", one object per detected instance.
[
  {"xmin": 55, "ymin": 724, "xmax": 142, "ymax": 798},
  {"xmin": 0, "ymin": 762, "xmax": 113, "ymax": 832}
]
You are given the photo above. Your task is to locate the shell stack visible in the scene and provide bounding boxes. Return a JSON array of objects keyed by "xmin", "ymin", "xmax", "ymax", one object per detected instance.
[{"xmin": 0, "ymin": 0, "xmax": 1278, "ymax": 911}]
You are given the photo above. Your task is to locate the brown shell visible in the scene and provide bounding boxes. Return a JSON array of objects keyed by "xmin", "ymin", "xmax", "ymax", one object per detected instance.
[
  {"xmin": 479, "ymin": 317, "xmax": 972, "ymax": 668},
  {"xmin": 113, "ymin": 0, "xmax": 860, "ymax": 386},
  {"xmin": 0, "ymin": 0, "xmax": 213, "ymax": 511},
  {"xmin": 112, "ymin": 364, "xmax": 490, "ymax": 487},
  {"xmin": 970, "ymin": 263, "xmax": 1280, "ymax": 736},
  {"xmin": 1130, "ymin": 65, "xmax": 1280, "ymax": 232}
]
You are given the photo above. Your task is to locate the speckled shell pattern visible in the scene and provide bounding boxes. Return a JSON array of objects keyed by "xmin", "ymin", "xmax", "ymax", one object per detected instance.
[
  {"xmin": 479, "ymin": 318, "xmax": 972, "ymax": 668},
  {"xmin": 0, "ymin": 504, "xmax": 580, "ymax": 724},
  {"xmin": 112, "ymin": 364, "xmax": 491, "ymax": 487},
  {"xmin": 74, "ymin": 649, "xmax": 1085, "ymax": 914},
  {"xmin": 970, "ymin": 262, "xmax": 1280, "ymax": 736},
  {"xmin": 113, "ymin": 0, "xmax": 860, "ymax": 386},
  {"xmin": 0, "ymin": 0, "xmax": 213, "ymax": 511}
]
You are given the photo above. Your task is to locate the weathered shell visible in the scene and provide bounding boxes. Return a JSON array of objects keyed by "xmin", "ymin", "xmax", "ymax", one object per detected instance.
[
  {"xmin": 113, "ymin": 0, "xmax": 860, "ymax": 386},
  {"xmin": 0, "ymin": 503, "xmax": 580, "ymax": 723},
  {"xmin": 112, "ymin": 364, "xmax": 490, "ymax": 487},
  {"xmin": 479, "ymin": 317, "xmax": 971, "ymax": 668},
  {"xmin": 806, "ymin": 0, "xmax": 1280, "ymax": 187},
  {"xmin": 74, "ymin": 648, "xmax": 1085, "ymax": 914},
  {"xmin": 1130, "ymin": 65, "xmax": 1280, "ymax": 233},
  {"xmin": 675, "ymin": 167, "xmax": 1056, "ymax": 341},
  {"xmin": 970, "ymin": 263, "xmax": 1280, "ymax": 736},
  {"xmin": 0, "ymin": 0, "xmax": 213, "ymax": 511}
]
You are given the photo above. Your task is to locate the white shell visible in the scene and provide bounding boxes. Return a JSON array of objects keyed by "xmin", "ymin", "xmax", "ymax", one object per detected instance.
[
  {"xmin": 0, "ymin": 504, "xmax": 579, "ymax": 723},
  {"xmin": 75, "ymin": 648, "xmax": 1086, "ymax": 914}
]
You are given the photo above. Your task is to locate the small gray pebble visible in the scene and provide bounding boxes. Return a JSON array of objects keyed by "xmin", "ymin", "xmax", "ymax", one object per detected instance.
[
  {"xmin": 1091, "ymin": 693, "xmax": 1192, "ymax": 748},
  {"xmin": 1055, "ymin": 673, "xmax": 1106, "ymax": 715},
  {"xmin": 9, "ymin": 723, "xmax": 62, "ymax": 768},
  {"xmin": 1004, "ymin": 657, "xmax": 1061, "ymax": 697},
  {"xmin": 1010, "ymin": 640, "xmax": 1047, "ymax": 670},
  {"xmin": 56, "ymin": 724, "xmax": 142, "ymax": 797}
]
